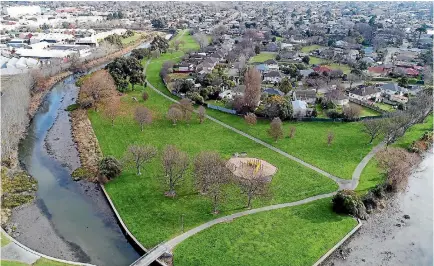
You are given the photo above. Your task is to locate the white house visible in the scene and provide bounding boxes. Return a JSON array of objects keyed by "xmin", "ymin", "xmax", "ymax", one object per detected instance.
[
  {"xmin": 263, "ymin": 59, "xmax": 279, "ymax": 72},
  {"xmin": 348, "ymin": 86, "xmax": 381, "ymax": 101},
  {"xmin": 263, "ymin": 71, "xmax": 282, "ymax": 83},
  {"xmin": 292, "ymin": 100, "xmax": 308, "ymax": 117}
]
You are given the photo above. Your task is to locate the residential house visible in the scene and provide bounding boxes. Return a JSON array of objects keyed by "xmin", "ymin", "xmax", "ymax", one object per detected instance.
[
  {"xmin": 292, "ymin": 100, "xmax": 308, "ymax": 117},
  {"xmin": 256, "ymin": 64, "xmax": 269, "ymax": 73},
  {"xmin": 293, "ymin": 89, "xmax": 317, "ymax": 104},
  {"xmin": 313, "ymin": 65, "xmax": 332, "ymax": 74},
  {"xmin": 348, "ymin": 86, "xmax": 381, "ymax": 101},
  {"xmin": 173, "ymin": 63, "xmax": 195, "ymax": 73},
  {"xmin": 263, "ymin": 88, "xmax": 284, "ymax": 96},
  {"xmin": 380, "ymin": 83, "xmax": 405, "ymax": 96},
  {"xmin": 263, "ymin": 71, "xmax": 282, "ymax": 83},
  {"xmin": 299, "ymin": 69, "xmax": 314, "ymax": 78},
  {"xmin": 263, "ymin": 59, "xmax": 279, "ymax": 71},
  {"xmin": 367, "ymin": 66, "xmax": 390, "ymax": 77},
  {"xmin": 324, "ymin": 89, "xmax": 349, "ymax": 106}
]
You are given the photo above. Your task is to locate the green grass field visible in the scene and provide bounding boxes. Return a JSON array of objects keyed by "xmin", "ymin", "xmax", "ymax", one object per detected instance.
[
  {"xmin": 173, "ymin": 198, "xmax": 357, "ymax": 266},
  {"xmin": 90, "ymin": 85, "xmax": 338, "ymax": 248},
  {"xmin": 301, "ymin": 45, "xmax": 325, "ymax": 53},
  {"xmin": 121, "ymin": 33, "xmax": 143, "ymax": 45},
  {"xmin": 205, "ymin": 109, "xmax": 380, "ymax": 180},
  {"xmin": 249, "ymin": 52, "xmax": 277, "ymax": 63},
  {"xmin": 375, "ymin": 102, "xmax": 395, "ymax": 112},
  {"xmin": 308, "ymin": 57, "xmax": 351, "ymax": 74}
]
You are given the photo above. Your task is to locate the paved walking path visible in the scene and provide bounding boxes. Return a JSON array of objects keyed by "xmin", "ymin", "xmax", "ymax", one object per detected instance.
[{"xmin": 1, "ymin": 241, "xmax": 41, "ymax": 264}]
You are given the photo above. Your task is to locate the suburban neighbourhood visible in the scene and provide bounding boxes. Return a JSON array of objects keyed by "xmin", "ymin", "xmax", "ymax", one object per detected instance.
[{"xmin": 1, "ymin": 1, "xmax": 433, "ymax": 266}]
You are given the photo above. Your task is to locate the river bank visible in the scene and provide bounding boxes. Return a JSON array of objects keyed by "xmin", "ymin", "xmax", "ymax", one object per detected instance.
[{"xmin": 323, "ymin": 151, "xmax": 433, "ymax": 266}]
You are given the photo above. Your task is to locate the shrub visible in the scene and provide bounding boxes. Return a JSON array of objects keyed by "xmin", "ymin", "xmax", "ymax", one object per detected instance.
[
  {"xmin": 326, "ymin": 109, "xmax": 343, "ymax": 119},
  {"xmin": 79, "ymin": 97, "xmax": 93, "ymax": 109},
  {"xmin": 332, "ymin": 190, "xmax": 367, "ymax": 219},
  {"xmin": 186, "ymin": 91, "xmax": 204, "ymax": 104},
  {"xmin": 71, "ymin": 167, "xmax": 92, "ymax": 181},
  {"xmin": 142, "ymin": 91, "xmax": 149, "ymax": 101},
  {"xmin": 244, "ymin": 113, "xmax": 257, "ymax": 125},
  {"xmin": 98, "ymin": 156, "xmax": 122, "ymax": 181},
  {"xmin": 65, "ymin": 103, "xmax": 79, "ymax": 112}
]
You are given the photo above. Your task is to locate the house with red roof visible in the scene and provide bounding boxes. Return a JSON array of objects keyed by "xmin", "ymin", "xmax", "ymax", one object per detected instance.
[
  {"xmin": 312, "ymin": 65, "xmax": 332, "ymax": 74},
  {"xmin": 367, "ymin": 66, "xmax": 390, "ymax": 77}
]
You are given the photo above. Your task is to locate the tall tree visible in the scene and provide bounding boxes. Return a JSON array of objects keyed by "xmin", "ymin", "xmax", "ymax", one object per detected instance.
[
  {"xmin": 197, "ymin": 105, "xmax": 207, "ymax": 124},
  {"xmin": 103, "ymin": 97, "xmax": 120, "ymax": 126},
  {"xmin": 179, "ymin": 98, "xmax": 194, "ymax": 123},
  {"xmin": 167, "ymin": 104, "xmax": 183, "ymax": 125},
  {"xmin": 80, "ymin": 70, "xmax": 114, "ymax": 112},
  {"xmin": 194, "ymin": 151, "xmax": 231, "ymax": 213},
  {"xmin": 243, "ymin": 67, "xmax": 262, "ymax": 111},
  {"xmin": 278, "ymin": 77, "xmax": 292, "ymax": 94},
  {"xmin": 134, "ymin": 106, "xmax": 152, "ymax": 131},
  {"xmin": 362, "ymin": 119, "xmax": 384, "ymax": 144},
  {"xmin": 161, "ymin": 145, "xmax": 189, "ymax": 197},
  {"xmin": 123, "ymin": 144, "xmax": 157, "ymax": 175}
]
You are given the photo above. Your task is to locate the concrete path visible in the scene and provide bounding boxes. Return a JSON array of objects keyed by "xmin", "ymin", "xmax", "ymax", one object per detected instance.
[{"xmin": 1, "ymin": 241, "xmax": 40, "ymax": 264}]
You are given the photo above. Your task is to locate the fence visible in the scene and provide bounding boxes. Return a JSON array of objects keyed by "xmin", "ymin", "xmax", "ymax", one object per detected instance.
[
  {"xmin": 207, "ymin": 104, "xmax": 237, "ymax": 115},
  {"xmin": 349, "ymin": 98, "xmax": 386, "ymax": 114}
]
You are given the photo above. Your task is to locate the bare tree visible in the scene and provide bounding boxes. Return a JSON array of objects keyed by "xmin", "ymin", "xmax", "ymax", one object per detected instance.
[
  {"xmin": 194, "ymin": 151, "xmax": 231, "ymax": 213},
  {"xmin": 237, "ymin": 55, "xmax": 246, "ymax": 77},
  {"xmin": 362, "ymin": 119, "xmax": 384, "ymax": 144},
  {"xmin": 134, "ymin": 106, "xmax": 152, "ymax": 131},
  {"xmin": 231, "ymin": 161, "xmax": 271, "ymax": 209},
  {"xmin": 193, "ymin": 33, "xmax": 209, "ymax": 49},
  {"xmin": 243, "ymin": 67, "xmax": 262, "ymax": 111},
  {"xmin": 103, "ymin": 97, "xmax": 120, "ymax": 126},
  {"xmin": 162, "ymin": 145, "xmax": 189, "ymax": 197},
  {"xmin": 383, "ymin": 113, "xmax": 412, "ymax": 146},
  {"xmin": 244, "ymin": 112, "xmax": 257, "ymax": 125},
  {"xmin": 80, "ymin": 70, "xmax": 114, "ymax": 112},
  {"xmin": 327, "ymin": 131, "xmax": 335, "ymax": 146},
  {"xmin": 288, "ymin": 126, "xmax": 296, "ymax": 138},
  {"xmin": 123, "ymin": 144, "xmax": 157, "ymax": 175},
  {"xmin": 343, "ymin": 104, "xmax": 362, "ymax": 120},
  {"xmin": 268, "ymin": 117, "xmax": 284, "ymax": 142},
  {"xmin": 197, "ymin": 105, "xmax": 206, "ymax": 124},
  {"xmin": 376, "ymin": 147, "xmax": 420, "ymax": 191},
  {"xmin": 167, "ymin": 104, "xmax": 183, "ymax": 125},
  {"xmin": 179, "ymin": 98, "xmax": 194, "ymax": 123},
  {"xmin": 347, "ymin": 73, "xmax": 361, "ymax": 90}
]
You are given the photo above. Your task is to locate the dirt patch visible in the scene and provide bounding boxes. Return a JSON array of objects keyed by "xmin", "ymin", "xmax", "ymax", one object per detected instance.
[
  {"xmin": 70, "ymin": 109, "xmax": 102, "ymax": 178},
  {"xmin": 227, "ymin": 157, "xmax": 277, "ymax": 180}
]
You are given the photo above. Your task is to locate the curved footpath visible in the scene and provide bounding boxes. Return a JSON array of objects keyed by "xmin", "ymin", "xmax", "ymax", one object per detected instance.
[{"xmin": 130, "ymin": 70, "xmax": 386, "ymax": 265}]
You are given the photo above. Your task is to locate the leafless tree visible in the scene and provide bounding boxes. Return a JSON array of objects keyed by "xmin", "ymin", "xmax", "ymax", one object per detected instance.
[
  {"xmin": 231, "ymin": 161, "xmax": 271, "ymax": 209},
  {"xmin": 134, "ymin": 106, "xmax": 152, "ymax": 131},
  {"xmin": 123, "ymin": 144, "xmax": 157, "ymax": 175},
  {"xmin": 193, "ymin": 33, "xmax": 209, "ymax": 49},
  {"xmin": 376, "ymin": 147, "xmax": 420, "ymax": 191},
  {"xmin": 194, "ymin": 151, "xmax": 231, "ymax": 213},
  {"xmin": 268, "ymin": 117, "xmax": 284, "ymax": 142},
  {"xmin": 80, "ymin": 70, "xmax": 114, "ymax": 112},
  {"xmin": 237, "ymin": 54, "xmax": 247, "ymax": 77},
  {"xmin": 362, "ymin": 119, "xmax": 384, "ymax": 144},
  {"xmin": 244, "ymin": 112, "xmax": 257, "ymax": 125},
  {"xmin": 103, "ymin": 97, "xmax": 120, "ymax": 126},
  {"xmin": 347, "ymin": 73, "xmax": 361, "ymax": 90},
  {"xmin": 343, "ymin": 104, "xmax": 362, "ymax": 120},
  {"xmin": 167, "ymin": 104, "xmax": 183, "ymax": 125},
  {"xmin": 243, "ymin": 67, "xmax": 262, "ymax": 111},
  {"xmin": 161, "ymin": 145, "xmax": 189, "ymax": 197},
  {"xmin": 327, "ymin": 131, "xmax": 335, "ymax": 146},
  {"xmin": 0, "ymin": 74, "xmax": 32, "ymax": 164},
  {"xmin": 179, "ymin": 98, "xmax": 194, "ymax": 123},
  {"xmin": 197, "ymin": 105, "xmax": 206, "ymax": 124},
  {"xmin": 288, "ymin": 126, "xmax": 296, "ymax": 138}
]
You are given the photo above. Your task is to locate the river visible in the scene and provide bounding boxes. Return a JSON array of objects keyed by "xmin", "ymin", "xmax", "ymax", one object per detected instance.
[
  {"xmin": 324, "ymin": 152, "xmax": 433, "ymax": 265},
  {"xmin": 13, "ymin": 75, "xmax": 140, "ymax": 265}
]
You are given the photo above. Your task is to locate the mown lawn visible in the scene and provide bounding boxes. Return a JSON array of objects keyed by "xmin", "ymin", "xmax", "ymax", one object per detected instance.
[
  {"xmin": 0, "ymin": 258, "xmax": 74, "ymax": 266},
  {"xmin": 356, "ymin": 114, "xmax": 433, "ymax": 194},
  {"xmin": 375, "ymin": 102, "xmax": 395, "ymax": 112},
  {"xmin": 249, "ymin": 52, "xmax": 277, "ymax": 63},
  {"xmin": 121, "ymin": 33, "xmax": 143, "ymax": 45},
  {"xmin": 301, "ymin": 45, "xmax": 324, "ymax": 53},
  {"xmin": 309, "ymin": 57, "xmax": 351, "ymax": 74},
  {"xmin": 205, "ymin": 109, "xmax": 380, "ymax": 180},
  {"xmin": 173, "ymin": 198, "xmax": 357, "ymax": 266},
  {"xmin": 1, "ymin": 232, "xmax": 10, "ymax": 247},
  {"xmin": 90, "ymin": 85, "xmax": 338, "ymax": 248}
]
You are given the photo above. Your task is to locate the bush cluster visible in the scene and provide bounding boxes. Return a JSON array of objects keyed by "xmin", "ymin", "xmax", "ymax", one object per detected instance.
[{"xmin": 332, "ymin": 190, "xmax": 367, "ymax": 219}]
